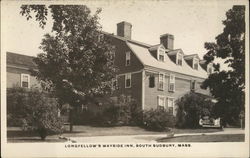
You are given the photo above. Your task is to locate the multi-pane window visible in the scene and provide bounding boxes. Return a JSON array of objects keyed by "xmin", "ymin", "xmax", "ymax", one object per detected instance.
[
  {"xmin": 21, "ymin": 74, "xmax": 30, "ymax": 88},
  {"xmin": 125, "ymin": 73, "xmax": 131, "ymax": 88},
  {"xmin": 149, "ymin": 75, "xmax": 155, "ymax": 88},
  {"xmin": 167, "ymin": 97, "xmax": 175, "ymax": 115},
  {"xmin": 125, "ymin": 51, "xmax": 131, "ymax": 66},
  {"xmin": 191, "ymin": 80, "xmax": 196, "ymax": 91},
  {"xmin": 157, "ymin": 96, "xmax": 165, "ymax": 109},
  {"xmin": 169, "ymin": 74, "xmax": 175, "ymax": 92},
  {"xmin": 177, "ymin": 53, "xmax": 183, "ymax": 66},
  {"xmin": 158, "ymin": 73, "xmax": 164, "ymax": 90},
  {"xmin": 158, "ymin": 49, "xmax": 165, "ymax": 62},
  {"xmin": 167, "ymin": 97, "xmax": 174, "ymax": 107},
  {"xmin": 193, "ymin": 58, "xmax": 199, "ymax": 70}
]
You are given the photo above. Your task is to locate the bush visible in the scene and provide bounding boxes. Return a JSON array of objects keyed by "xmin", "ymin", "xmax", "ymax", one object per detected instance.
[
  {"xmin": 7, "ymin": 87, "xmax": 30, "ymax": 126},
  {"xmin": 7, "ymin": 114, "xmax": 23, "ymax": 127},
  {"xmin": 143, "ymin": 108, "xmax": 176, "ymax": 131},
  {"xmin": 7, "ymin": 87, "xmax": 63, "ymax": 140},
  {"xmin": 100, "ymin": 99, "xmax": 143, "ymax": 127},
  {"xmin": 71, "ymin": 95, "xmax": 143, "ymax": 127},
  {"xmin": 175, "ymin": 92, "xmax": 215, "ymax": 128}
]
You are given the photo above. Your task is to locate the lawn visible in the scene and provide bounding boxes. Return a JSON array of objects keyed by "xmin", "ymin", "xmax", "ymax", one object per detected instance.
[
  {"xmin": 7, "ymin": 125, "xmax": 222, "ymax": 143},
  {"xmin": 7, "ymin": 127, "xmax": 66, "ymax": 143},
  {"xmin": 62, "ymin": 125, "xmax": 222, "ymax": 137},
  {"xmin": 157, "ymin": 134, "xmax": 245, "ymax": 142}
]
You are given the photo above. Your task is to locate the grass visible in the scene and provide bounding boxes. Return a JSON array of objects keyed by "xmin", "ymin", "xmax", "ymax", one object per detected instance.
[
  {"xmin": 61, "ymin": 125, "xmax": 222, "ymax": 137},
  {"xmin": 7, "ymin": 125, "xmax": 222, "ymax": 143},
  {"xmin": 157, "ymin": 134, "xmax": 245, "ymax": 142},
  {"xmin": 7, "ymin": 127, "xmax": 66, "ymax": 143},
  {"xmin": 7, "ymin": 138, "xmax": 66, "ymax": 143},
  {"xmin": 172, "ymin": 128, "xmax": 222, "ymax": 134}
]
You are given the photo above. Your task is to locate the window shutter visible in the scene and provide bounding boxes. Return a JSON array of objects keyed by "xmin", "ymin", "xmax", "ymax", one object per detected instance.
[
  {"xmin": 169, "ymin": 74, "xmax": 175, "ymax": 92},
  {"xmin": 149, "ymin": 75, "xmax": 155, "ymax": 88},
  {"xmin": 125, "ymin": 73, "xmax": 131, "ymax": 88}
]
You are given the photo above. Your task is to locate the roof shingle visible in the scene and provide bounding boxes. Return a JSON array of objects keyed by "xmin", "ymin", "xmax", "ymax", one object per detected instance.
[{"xmin": 7, "ymin": 52, "xmax": 36, "ymax": 68}]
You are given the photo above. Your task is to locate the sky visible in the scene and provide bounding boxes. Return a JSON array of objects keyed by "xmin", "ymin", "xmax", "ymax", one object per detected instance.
[{"xmin": 1, "ymin": 0, "xmax": 246, "ymax": 59}]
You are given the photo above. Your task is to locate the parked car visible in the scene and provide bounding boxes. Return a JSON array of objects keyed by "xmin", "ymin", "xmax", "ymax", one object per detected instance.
[{"xmin": 199, "ymin": 116, "xmax": 223, "ymax": 129}]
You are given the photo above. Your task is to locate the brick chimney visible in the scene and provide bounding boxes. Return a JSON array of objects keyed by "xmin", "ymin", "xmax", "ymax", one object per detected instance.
[
  {"xmin": 160, "ymin": 33, "xmax": 174, "ymax": 50},
  {"xmin": 117, "ymin": 21, "xmax": 132, "ymax": 40}
]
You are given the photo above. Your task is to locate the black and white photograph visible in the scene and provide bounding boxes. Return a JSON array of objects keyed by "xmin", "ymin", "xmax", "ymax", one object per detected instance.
[{"xmin": 1, "ymin": 0, "xmax": 249, "ymax": 157}]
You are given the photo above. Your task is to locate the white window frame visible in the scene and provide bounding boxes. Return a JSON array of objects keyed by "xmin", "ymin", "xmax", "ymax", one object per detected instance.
[
  {"xmin": 125, "ymin": 51, "xmax": 131, "ymax": 66},
  {"xmin": 166, "ymin": 97, "xmax": 176, "ymax": 115},
  {"xmin": 166, "ymin": 97, "xmax": 174, "ymax": 108},
  {"xmin": 21, "ymin": 73, "xmax": 30, "ymax": 88},
  {"xmin": 169, "ymin": 74, "xmax": 175, "ymax": 92},
  {"xmin": 125, "ymin": 73, "xmax": 131, "ymax": 88},
  {"xmin": 158, "ymin": 73, "xmax": 165, "ymax": 90},
  {"xmin": 157, "ymin": 95, "xmax": 166, "ymax": 108},
  {"xmin": 157, "ymin": 47, "xmax": 165, "ymax": 62},
  {"xmin": 176, "ymin": 52, "xmax": 183, "ymax": 66},
  {"xmin": 193, "ymin": 58, "xmax": 199, "ymax": 70}
]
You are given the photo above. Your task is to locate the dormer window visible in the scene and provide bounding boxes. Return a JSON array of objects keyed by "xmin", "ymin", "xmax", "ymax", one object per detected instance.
[
  {"xmin": 158, "ymin": 48, "xmax": 165, "ymax": 62},
  {"xmin": 125, "ymin": 51, "xmax": 131, "ymax": 66},
  {"xmin": 193, "ymin": 58, "xmax": 199, "ymax": 70},
  {"xmin": 176, "ymin": 53, "xmax": 183, "ymax": 66}
]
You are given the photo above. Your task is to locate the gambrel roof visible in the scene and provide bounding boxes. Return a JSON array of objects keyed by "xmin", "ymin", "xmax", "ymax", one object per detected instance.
[{"xmin": 126, "ymin": 41, "xmax": 208, "ymax": 79}]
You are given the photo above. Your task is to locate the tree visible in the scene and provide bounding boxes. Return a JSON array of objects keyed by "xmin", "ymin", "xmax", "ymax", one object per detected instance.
[
  {"xmin": 20, "ymin": 5, "xmax": 117, "ymax": 132},
  {"xmin": 175, "ymin": 92, "xmax": 215, "ymax": 128},
  {"xmin": 201, "ymin": 6, "xmax": 245, "ymax": 125},
  {"xmin": 8, "ymin": 87, "xmax": 63, "ymax": 140}
]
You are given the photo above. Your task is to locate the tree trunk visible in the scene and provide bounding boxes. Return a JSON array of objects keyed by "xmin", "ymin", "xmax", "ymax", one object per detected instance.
[{"xmin": 69, "ymin": 108, "xmax": 74, "ymax": 132}]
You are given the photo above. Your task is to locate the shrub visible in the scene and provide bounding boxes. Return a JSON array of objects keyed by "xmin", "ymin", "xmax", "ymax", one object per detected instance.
[
  {"xmin": 71, "ymin": 94, "xmax": 143, "ymax": 127},
  {"xmin": 129, "ymin": 101, "xmax": 143, "ymax": 126},
  {"xmin": 7, "ymin": 114, "xmax": 23, "ymax": 127},
  {"xmin": 72, "ymin": 109, "xmax": 96, "ymax": 125},
  {"xmin": 100, "ymin": 98, "xmax": 143, "ymax": 126},
  {"xmin": 175, "ymin": 92, "xmax": 215, "ymax": 128},
  {"xmin": 7, "ymin": 87, "xmax": 63, "ymax": 140},
  {"xmin": 7, "ymin": 87, "xmax": 30, "ymax": 126},
  {"xmin": 143, "ymin": 108, "xmax": 176, "ymax": 131}
]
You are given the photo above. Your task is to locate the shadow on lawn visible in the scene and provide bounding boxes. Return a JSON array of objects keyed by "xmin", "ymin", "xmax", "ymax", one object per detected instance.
[
  {"xmin": 8, "ymin": 138, "xmax": 66, "ymax": 143},
  {"xmin": 63, "ymin": 131, "xmax": 85, "ymax": 134},
  {"xmin": 7, "ymin": 129, "xmax": 38, "ymax": 137},
  {"xmin": 7, "ymin": 128, "xmax": 67, "ymax": 143},
  {"xmin": 7, "ymin": 127, "xmax": 83, "ymax": 137}
]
